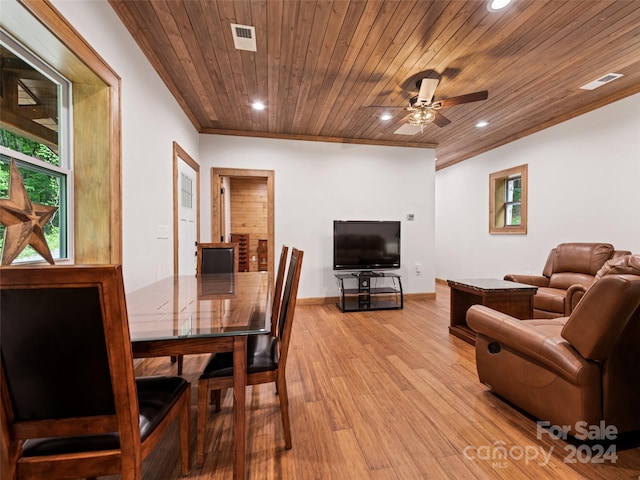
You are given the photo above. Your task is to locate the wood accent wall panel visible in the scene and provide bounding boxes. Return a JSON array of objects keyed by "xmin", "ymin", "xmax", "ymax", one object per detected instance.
[
  {"xmin": 73, "ymin": 83, "xmax": 113, "ymax": 263},
  {"xmin": 211, "ymin": 168, "xmax": 274, "ymax": 281},
  {"xmin": 230, "ymin": 177, "xmax": 268, "ymax": 273}
]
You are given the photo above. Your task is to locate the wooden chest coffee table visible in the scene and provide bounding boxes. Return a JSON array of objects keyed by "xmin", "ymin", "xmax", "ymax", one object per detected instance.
[{"xmin": 447, "ymin": 278, "xmax": 538, "ymax": 345}]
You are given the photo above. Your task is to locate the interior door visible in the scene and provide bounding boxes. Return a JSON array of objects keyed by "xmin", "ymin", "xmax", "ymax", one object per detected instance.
[{"xmin": 173, "ymin": 142, "xmax": 199, "ymax": 277}]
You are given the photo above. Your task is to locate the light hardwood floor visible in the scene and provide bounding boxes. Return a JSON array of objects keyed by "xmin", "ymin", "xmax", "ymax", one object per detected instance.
[{"xmin": 110, "ymin": 283, "xmax": 640, "ymax": 479}]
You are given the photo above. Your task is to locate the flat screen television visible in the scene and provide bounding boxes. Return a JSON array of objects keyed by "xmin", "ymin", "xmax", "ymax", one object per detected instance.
[{"xmin": 333, "ymin": 220, "xmax": 401, "ymax": 271}]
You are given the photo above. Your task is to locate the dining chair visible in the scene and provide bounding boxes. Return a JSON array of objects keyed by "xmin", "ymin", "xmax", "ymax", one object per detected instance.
[
  {"xmin": 197, "ymin": 242, "xmax": 239, "ymax": 276},
  {"xmin": 196, "ymin": 247, "xmax": 304, "ymax": 466},
  {"xmin": 0, "ymin": 265, "xmax": 190, "ymax": 480},
  {"xmin": 170, "ymin": 242, "xmax": 240, "ymax": 374}
]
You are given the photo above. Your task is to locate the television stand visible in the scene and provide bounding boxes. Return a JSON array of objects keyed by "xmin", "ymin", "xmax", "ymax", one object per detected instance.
[
  {"xmin": 335, "ymin": 272, "xmax": 403, "ymax": 312},
  {"xmin": 351, "ymin": 271, "xmax": 383, "ymax": 277}
]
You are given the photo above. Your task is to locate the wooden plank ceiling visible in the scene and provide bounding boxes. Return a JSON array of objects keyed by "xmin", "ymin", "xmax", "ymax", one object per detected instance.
[{"xmin": 108, "ymin": 0, "xmax": 640, "ymax": 169}]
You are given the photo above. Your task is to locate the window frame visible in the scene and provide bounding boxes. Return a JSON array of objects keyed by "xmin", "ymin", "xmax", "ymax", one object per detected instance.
[
  {"xmin": 2, "ymin": 0, "xmax": 123, "ymax": 265},
  {"xmin": 0, "ymin": 30, "xmax": 74, "ymax": 263},
  {"xmin": 489, "ymin": 164, "xmax": 528, "ymax": 235}
]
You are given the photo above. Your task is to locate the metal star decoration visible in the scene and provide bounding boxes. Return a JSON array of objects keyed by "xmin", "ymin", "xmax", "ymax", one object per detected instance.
[{"xmin": 0, "ymin": 159, "xmax": 58, "ymax": 265}]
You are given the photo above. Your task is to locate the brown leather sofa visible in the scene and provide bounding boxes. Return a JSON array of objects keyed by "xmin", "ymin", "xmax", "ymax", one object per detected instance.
[
  {"xmin": 468, "ymin": 255, "xmax": 640, "ymax": 436},
  {"xmin": 504, "ymin": 242, "xmax": 631, "ymax": 318}
]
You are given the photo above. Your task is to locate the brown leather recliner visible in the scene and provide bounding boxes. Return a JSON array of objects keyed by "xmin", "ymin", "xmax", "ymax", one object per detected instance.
[
  {"xmin": 504, "ymin": 242, "xmax": 631, "ymax": 318},
  {"xmin": 468, "ymin": 255, "xmax": 640, "ymax": 436}
]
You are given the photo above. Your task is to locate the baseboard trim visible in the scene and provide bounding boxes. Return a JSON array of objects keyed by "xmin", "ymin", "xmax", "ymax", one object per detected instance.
[
  {"xmin": 297, "ymin": 296, "xmax": 339, "ymax": 306},
  {"xmin": 405, "ymin": 292, "xmax": 436, "ymax": 300}
]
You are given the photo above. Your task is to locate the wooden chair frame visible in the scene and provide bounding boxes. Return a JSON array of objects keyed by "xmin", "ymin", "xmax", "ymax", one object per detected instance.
[
  {"xmin": 196, "ymin": 248, "xmax": 303, "ymax": 466},
  {"xmin": 270, "ymin": 245, "xmax": 289, "ymax": 337},
  {"xmin": 0, "ymin": 265, "xmax": 190, "ymax": 480}
]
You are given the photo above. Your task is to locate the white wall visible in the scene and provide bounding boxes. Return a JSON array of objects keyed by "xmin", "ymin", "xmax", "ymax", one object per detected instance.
[
  {"xmin": 435, "ymin": 93, "xmax": 640, "ymax": 281},
  {"xmin": 199, "ymin": 136, "xmax": 436, "ymax": 298},
  {"xmin": 50, "ymin": 0, "xmax": 200, "ymax": 291}
]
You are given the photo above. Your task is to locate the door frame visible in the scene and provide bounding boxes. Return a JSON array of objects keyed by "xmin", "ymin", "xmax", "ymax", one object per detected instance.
[
  {"xmin": 211, "ymin": 168, "xmax": 274, "ymax": 277},
  {"xmin": 173, "ymin": 142, "xmax": 200, "ymax": 275}
]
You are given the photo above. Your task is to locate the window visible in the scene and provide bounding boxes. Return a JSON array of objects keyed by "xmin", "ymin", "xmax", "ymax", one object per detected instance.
[
  {"xmin": 489, "ymin": 164, "xmax": 527, "ymax": 234},
  {"xmin": 180, "ymin": 172, "xmax": 193, "ymax": 209},
  {"xmin": 504, "ymin": 176, "xmax": 521, "ymax": 226},
  {"xmin": 0, "ymin": 31, "xmax": 73, "ymax": 262},
  {"xmin": 2, "ymin": 0, "xmax": 123, "ymax": 265}
]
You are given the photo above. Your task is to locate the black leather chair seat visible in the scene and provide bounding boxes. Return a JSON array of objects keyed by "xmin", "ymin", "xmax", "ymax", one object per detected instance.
[
  {"xmin": 200, "ymin": 335, "xmax": 278, "ymax": 379},
  {"xmin": 136, "ymin": 376, "xmax": 189, "ymax": 437},
  {"xmin": 21, "ymin": 376, "xmax": 188, "ymax": 457}
]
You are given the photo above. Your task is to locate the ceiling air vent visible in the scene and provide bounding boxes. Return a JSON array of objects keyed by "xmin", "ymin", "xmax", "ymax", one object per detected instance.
[
  {"xmin": 231, "ymin": 23, "xmax": 257, "ymax": 52},
  {"xmin": 580, "ymin": 73, "xmax": 623, "ymax": 90}
]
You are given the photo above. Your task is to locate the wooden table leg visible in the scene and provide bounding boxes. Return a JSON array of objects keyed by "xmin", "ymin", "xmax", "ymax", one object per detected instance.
[{"xmin": 233, "ymin": 335, "xmax": 247, "ymax": 480}]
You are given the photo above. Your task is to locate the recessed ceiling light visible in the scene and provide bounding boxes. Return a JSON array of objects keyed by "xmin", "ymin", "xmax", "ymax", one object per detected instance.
[
  {"xmin": 380, "ymin": 113, "xmax": 392, "ymax": 121},
  {"xmin": 252, "ymin": 101, "xmax": 265, "ymax": 111},
  {"xmin": 476, "ymin": 120, "xmax": 489, "ymax": 128},
  {"xmin": 487, "ymin": 0, "xmax": 513, "ymax": 12}
]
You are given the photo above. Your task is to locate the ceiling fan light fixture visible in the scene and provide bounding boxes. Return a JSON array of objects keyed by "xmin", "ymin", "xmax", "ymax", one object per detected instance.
[
  {"xmin": 408, "ymin": 107, "xmax": 436, "ymax": 126},
  {"xmin": 487, "ymin": 0, "xmax": 513, "ymax": 12}
]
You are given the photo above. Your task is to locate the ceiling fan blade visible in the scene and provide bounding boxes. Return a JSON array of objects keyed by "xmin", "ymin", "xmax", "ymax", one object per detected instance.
[
  {"xmin": 433, "ymin": 90, "xmax": 488, "ymax": 109},
  {"xmin": 417, "ymin": 78, "xmax": 439, "ymax": 103},
  {"xmin": 432, "ymin": 111, "xmax": 451, "ymax": 127}
]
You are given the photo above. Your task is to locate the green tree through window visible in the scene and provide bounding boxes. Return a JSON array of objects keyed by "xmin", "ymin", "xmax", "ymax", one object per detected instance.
[
  {"xmin": 0, "ymin": 131, "xmax": 65, "ymax": 261},
  {"xmin": 505, "ymin": 176, "xmax": 521, "ymax": 226}
]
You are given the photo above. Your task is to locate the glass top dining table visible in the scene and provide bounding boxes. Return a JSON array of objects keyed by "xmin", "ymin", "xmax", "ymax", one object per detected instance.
[
  {"xmin": 126, "ymin": 271, "xmax": 272, "ymax": 480},
  {"xmin": 127, "ymin": 271, "xmax": 272, "ymax": 344}
]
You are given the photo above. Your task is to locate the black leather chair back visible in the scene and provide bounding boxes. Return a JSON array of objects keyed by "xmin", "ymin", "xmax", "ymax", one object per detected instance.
[
  {"xmin": 201, "ymin": 247, "xmax": 235, "ymax": 274},
  {"xmin": 1, "ymin": 286, "xmax": 115, "ymax": 421}
]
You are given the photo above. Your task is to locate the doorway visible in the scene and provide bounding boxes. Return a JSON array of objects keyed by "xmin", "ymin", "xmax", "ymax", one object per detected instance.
[
  {"xmin": 173, "ymin": 142, "xmax": 200, "ymax": 275},
  {"xmin": 211, "ymin": 168, "xmax": 274, "ymax": 277}
]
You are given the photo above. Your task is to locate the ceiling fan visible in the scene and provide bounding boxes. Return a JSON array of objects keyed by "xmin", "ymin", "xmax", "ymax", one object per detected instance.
[{"xmin": 376, "ymin": 78, "xmax": 489, "ymax": 129}]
